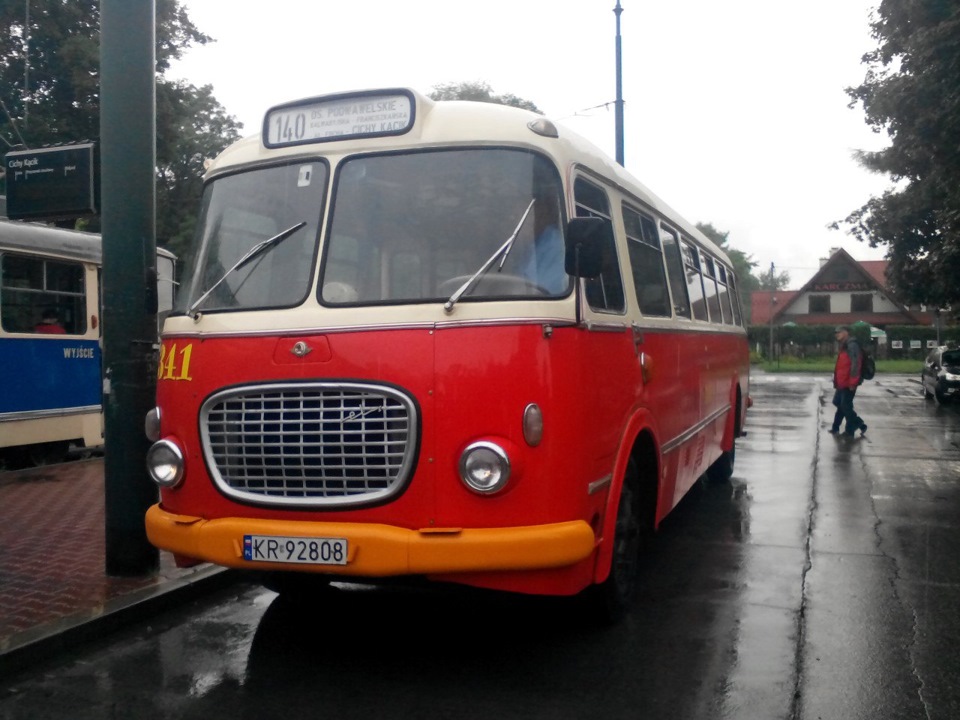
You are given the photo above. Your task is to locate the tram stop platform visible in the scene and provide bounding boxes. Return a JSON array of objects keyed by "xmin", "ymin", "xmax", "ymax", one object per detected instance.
[{"xmin": 0, "ymin": 458, "xmax": 232, "ymax": 677}]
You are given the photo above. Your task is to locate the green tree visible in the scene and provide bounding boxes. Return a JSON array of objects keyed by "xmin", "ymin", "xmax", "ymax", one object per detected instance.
[
  {"xmin": 695, "ymin": 221, "xmax": 788, "ymax": 320},
  {"xmin": 156, "ymin": 81, "xmax": 242, "ymax": 256},
  {"xmin": 429, "ymin": 81, "xmax": 542, "ymax": 114},
  {"xmin": 837, "ymin": 0, "xmax": 960, "ymax": 307},
  {"xmin": 0, "ymin": 0, "xmax": 241, "ymax": 252}
]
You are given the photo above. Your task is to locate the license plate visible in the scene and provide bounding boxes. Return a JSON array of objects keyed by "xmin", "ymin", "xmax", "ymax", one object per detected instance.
[{"xmin": 243, "ymin": 535, "xmax": 348, "ymax": 565}]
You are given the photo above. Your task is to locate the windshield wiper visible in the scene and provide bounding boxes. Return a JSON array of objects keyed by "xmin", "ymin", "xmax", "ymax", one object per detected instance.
[
  {"xmin": 188, "ymin": 221, "xmax": 307, "ymax": 315},
  {"xmin": 443, "ymin": 199, "xmax": 536, "ymax": 313}
]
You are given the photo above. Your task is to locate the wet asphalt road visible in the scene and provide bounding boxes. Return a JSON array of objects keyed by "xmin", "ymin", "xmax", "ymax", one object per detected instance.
[{"xmin": 0, "ymin": 373, "xmax": 957, "ymax": 720}]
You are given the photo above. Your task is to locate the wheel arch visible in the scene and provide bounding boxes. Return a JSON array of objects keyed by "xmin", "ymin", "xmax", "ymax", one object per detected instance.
[{"xmin": 593, "ymin": 413, "xmax": 661, "ymax": 585}]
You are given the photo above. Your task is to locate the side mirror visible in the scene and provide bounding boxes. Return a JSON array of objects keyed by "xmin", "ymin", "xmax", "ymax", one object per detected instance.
[{"xmin": 564, "ymin": 217, "xmax": 611, "ymax": 279}]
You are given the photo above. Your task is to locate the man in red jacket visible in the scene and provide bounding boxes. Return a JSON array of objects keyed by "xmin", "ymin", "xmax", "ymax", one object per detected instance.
[{"xmin": 830, "ymin": 325, "xmax": 867, "ymax": 437}]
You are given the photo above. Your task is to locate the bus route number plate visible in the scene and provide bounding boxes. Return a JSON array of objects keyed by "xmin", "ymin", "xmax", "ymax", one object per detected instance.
[{"xmin": 243, "ymin": 535, "xmax": 348, "ymax": 566}]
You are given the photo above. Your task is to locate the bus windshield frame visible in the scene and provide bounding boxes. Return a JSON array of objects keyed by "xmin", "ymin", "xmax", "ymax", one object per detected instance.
[{"xmin": 175, "ymin": 147, "xmax": 571, "ymax": 315}]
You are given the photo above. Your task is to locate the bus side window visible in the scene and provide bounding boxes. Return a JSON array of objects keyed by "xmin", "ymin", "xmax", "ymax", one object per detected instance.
[
  {"xmin": 727, "ymin": 270, "xmax": 744, "ymax": 326},
  {"xmin": 573, "ymin": 178, "xmax": 624, "ymax": 314},
  {"xmin": 681, "ymin": 240, "xmax": 708, "ymax": 321},
  {"xmin": 659, "ymin": 225, "xmax": 690, "ymax": 319},
  {"xmin": 702, "ymin": 254, "xmax": 723, "ymax": 323},
  {"xmin": 623, "ymin": 205, "xmax": 670, "ymax": 317},
  {"xmin": 717, "ymin": 264, "xmax": 735, "ymax": 325}
]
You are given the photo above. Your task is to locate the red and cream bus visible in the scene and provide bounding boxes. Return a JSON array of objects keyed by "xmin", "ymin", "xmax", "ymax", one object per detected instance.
[{"xmin": 144, "ymin": 88, "xmax": 749, "ymax": 618}]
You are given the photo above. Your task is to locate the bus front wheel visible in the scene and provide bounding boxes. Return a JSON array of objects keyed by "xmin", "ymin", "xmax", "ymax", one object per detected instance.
[{"xmin": 591, "ymin": 469, "xmax": 644, "ymax": 623}]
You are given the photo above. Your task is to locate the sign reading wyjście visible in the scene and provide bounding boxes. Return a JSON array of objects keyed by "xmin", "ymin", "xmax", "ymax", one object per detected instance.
[{"xmin": 5, "ymin": 143, "xmax": 99, "ymax": 220}]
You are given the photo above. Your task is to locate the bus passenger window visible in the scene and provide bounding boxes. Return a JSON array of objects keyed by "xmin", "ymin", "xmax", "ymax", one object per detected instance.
[
  {"xmin": 728, "ymin": 271, "xmax": 744, "ymax": 326},
  {"xmin": 623, "ymin": 206, "xmax": 670, "ymax": 317},
  {"xmin": 680, "ymin": 241, "xmax": 708, "ymax": 321},
  {"xmin": 659, "ymin": 226, "xmax": 690, "ymax": 318},
  {"xmin": 573, "ymin": 178, "xmax": 624, "ymax": 314},
  {"xmin": 717, "ymin": 264, "xmax": 735, "ymax": 324},
  {"xmin": 702, "ymin": 255, "xmax": 723, "ymax": 323}
]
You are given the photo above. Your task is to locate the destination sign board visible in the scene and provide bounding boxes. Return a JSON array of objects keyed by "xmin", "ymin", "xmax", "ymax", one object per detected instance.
[
  {"xmin": 263, "ymin": 90, "xmax": 414, "ymax": 148},
  {"xmin": 5, "ymin": 143, "xmax": 99, "ymax": 220}
]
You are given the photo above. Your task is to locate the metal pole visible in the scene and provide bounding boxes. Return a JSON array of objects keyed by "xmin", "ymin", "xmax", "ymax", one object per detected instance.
[
  {"xmin": 24, "ymin": 0, "xmax": 29, "ymax": 128},
  {"xmin": 768, "ymin": 262, "xmax": 776, "ymax": 361},
  {"xmin": 614, "ymin": 0, "xmax": 625, "ymax": 166},
  {"xmin": 100, "ymin": 0, "xmax": 159, "ymax": 575}
]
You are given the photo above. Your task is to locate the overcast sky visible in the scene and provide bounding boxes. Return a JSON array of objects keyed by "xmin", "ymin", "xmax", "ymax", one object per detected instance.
[{"xmin": 171, "ymin": 0, "xmax": 891, "ymax": 287}]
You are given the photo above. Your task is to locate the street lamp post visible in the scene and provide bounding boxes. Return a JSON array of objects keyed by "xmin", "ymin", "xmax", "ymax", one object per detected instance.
[{"xmin": 613, "ymin": 0, "xmax": 624, "ymax": 166}]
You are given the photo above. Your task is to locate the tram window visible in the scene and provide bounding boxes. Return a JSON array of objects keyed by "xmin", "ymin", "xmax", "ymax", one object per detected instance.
[
  {"xmin": 702, "ymin": 255, "xmax": 723, "ymax": 323},
  {"xmin": 623, "ymin": 205, "xmax": 670, "ymax": 317},
  {"xmin": 573, "ymin": 178, "xmax": 625, "ymax": 314},
  {"xmin": 0, "ymin": 254, "xmax": 86, "ymax": 334},
  {"xmin": 681, "ymin": 240, "xmax": 708, "ymax": 321}
]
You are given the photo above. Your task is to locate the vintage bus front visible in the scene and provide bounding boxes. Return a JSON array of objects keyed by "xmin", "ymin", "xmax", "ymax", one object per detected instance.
[{"xmin": 145, "ymin": 89, "xmax": 627, "ymax": 601}]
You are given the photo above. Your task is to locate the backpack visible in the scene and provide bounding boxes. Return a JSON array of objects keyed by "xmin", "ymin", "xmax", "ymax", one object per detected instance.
[{"xmin": 860, "ymin": 350, "xmax": 876, "ymax": 382}]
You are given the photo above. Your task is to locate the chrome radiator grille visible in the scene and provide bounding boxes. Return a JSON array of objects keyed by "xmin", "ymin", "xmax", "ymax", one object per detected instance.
[{"xmin": 200, "ymin": 382, "xmax": 418, "ymax": 507}]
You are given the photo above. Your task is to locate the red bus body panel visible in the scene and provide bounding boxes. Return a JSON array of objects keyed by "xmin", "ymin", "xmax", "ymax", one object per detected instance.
[{"xmin": 150, "ymin": 322, "xmax": 747, "ymax": 596}]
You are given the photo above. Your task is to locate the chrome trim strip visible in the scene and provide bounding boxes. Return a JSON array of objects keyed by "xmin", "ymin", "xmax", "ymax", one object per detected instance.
[
  {"xmin": 588, "ymin": 474, "xmax": 613, "ymax": 495},
  {"xmin": 661, "ymin": 404, "xmax": 731, "ymax": 455},
  {"xmin": 0, "ymin": 405, "xmax": 101, "ymax": 423}
]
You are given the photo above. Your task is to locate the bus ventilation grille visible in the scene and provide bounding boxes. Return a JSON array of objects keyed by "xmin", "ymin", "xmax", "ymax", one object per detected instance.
[{"xmin": 199, "ymin": 382, "xmax": 418, "ymax": 508}]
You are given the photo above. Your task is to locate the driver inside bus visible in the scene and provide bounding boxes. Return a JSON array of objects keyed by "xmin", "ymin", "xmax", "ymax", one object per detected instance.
[{"xmin": 518, "ymin": 190, "xmax": 568, "ymax": 294}]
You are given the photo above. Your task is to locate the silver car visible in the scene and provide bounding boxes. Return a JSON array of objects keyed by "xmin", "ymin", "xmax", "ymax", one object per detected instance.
[{"xmin": 921, "ymin": 346, "xmax": 960, "ymax": 403}]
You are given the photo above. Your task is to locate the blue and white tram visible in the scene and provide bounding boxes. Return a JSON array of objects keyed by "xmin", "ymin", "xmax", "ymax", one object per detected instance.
[{"xmin": 0, "ymin": 219, "xmax": 175, "ymax": 466}]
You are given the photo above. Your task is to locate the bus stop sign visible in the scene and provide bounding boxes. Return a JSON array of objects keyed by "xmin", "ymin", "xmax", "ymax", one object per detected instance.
[{"xmin": 5, "ymin": 143, "xmax": 99, "ymax": 220}]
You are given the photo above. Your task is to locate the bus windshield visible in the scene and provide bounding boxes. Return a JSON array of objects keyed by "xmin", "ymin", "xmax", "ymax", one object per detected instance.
[
  {"xmin": 176, "ymin": 148, "xmax": 569, "ymax": 314},
  {"xmin": 320, "ymin": 148, "xmax": 569, "ymax": 306},
  {"xmin": 175, "ymin": 162, "xmax": 327, "ymax": 314}
]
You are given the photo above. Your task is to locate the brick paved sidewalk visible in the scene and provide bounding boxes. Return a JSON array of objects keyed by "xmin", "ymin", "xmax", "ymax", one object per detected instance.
[{"xmin": 0, "ymin": 458, "xmax": 227, "ymax": 672}]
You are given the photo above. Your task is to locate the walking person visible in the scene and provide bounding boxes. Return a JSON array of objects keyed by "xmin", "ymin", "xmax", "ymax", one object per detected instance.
[{"xmin": 830, "ymin": 325, "xmax": 867, "ymax": 437}]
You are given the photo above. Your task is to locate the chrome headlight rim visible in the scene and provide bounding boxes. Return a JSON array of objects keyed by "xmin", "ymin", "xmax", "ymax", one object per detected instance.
[
  {"xmin": 458, "ymin": 441, "xmax": 511, "ymax": 495},
  {"xmin": 146, "ymin": 439, "xmax": 185, "ymax": 488}
]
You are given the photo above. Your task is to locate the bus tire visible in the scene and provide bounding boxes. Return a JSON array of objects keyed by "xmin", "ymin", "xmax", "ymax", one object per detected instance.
[
  {"xmin": 592, "ymin": 467, "xmax": 644, "ymax": 623},
  {"xmin": 259, "ymin": 571, "xmax": 333, "ymax": 599},
  {"xmin": 707, "ymin": 445, "xmax": 735, "ymax": 484},
  {"xmin": 708, "ymin": 393, "xmax": 740, "ymax": 484}
]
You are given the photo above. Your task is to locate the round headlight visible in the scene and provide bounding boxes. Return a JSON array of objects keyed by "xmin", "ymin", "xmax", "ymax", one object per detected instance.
[
  {"xmin": 144, "ymin": 407, "xmax": 161, "ymax": 443},
  {"xmin": 146, "ymin": 439, "xmax": 185, "ymax": 488},
  {"xmin": 459, "ymin": 441, "xmax": 511, "ymax": 495}
]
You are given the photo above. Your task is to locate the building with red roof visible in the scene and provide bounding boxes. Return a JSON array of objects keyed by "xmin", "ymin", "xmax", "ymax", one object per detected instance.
[{"xmin": 750, "ymin": 248, "xmax": 933, "ymax": 328}]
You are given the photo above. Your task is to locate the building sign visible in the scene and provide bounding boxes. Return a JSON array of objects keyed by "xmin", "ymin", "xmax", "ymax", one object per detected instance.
[
  {"xmin": 811, "ymin": 281, "xmax": 871, "ymax": 292},
  {"xmin": 4, "ymin": 143, "xmax": 99, "ymax": 220}
]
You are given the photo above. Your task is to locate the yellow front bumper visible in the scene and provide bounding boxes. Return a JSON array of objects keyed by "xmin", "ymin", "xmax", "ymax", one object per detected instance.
[{"xmin": 146, "ymin": 504, "xmax": 597, "ymax": 576}]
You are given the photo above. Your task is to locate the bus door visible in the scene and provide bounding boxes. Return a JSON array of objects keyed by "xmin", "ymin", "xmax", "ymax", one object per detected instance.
[{"xmin": 571, "ymin": 177, "xmax": 639, "ymax": 490}]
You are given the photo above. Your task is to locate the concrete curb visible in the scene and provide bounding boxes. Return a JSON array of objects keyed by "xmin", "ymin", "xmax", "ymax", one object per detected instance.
[{"xmin": 0, "ymin": 566, "xmax": 238, "ymax": 679}]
